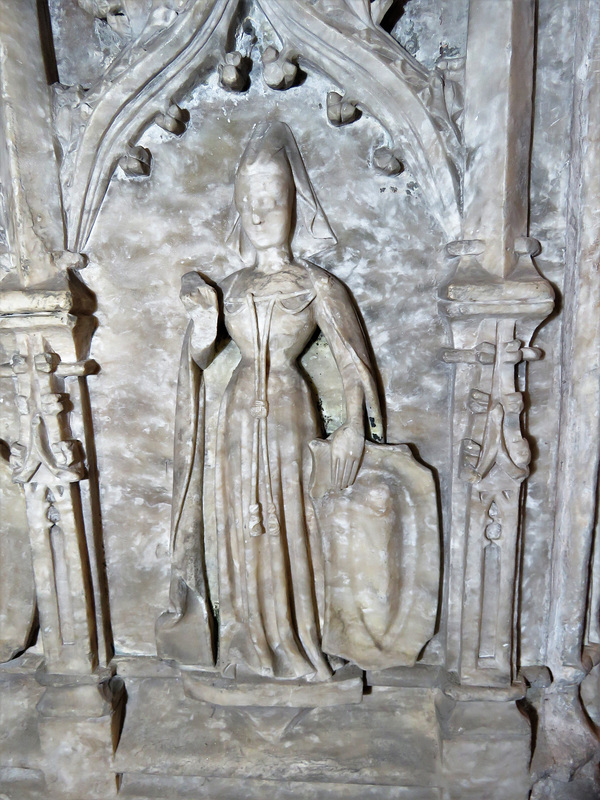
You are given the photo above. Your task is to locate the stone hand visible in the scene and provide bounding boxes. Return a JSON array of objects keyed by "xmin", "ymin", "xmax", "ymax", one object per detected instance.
[
  {"xmin": 329, "ymin": 423, "xmax": 365, "ymax": 490},
  {"xmin": 180, "ymin": 271, "xmax": 218, "ymax": 314}
]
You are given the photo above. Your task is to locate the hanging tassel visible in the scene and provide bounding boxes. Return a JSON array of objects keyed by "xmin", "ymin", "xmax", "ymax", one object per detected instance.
[
  {"xmin": 249, "ymin": 503, "xmax": 265, "ymax": 537},
  {"xmin": 267, "ymin": 503, "xmax": 280, "ymax": 536}
]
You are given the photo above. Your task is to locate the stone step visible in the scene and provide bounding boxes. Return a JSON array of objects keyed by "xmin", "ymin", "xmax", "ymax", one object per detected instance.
[
  {"xmin": 114, "ymin": 678, "xmax": 441, "ymax": 788},
  {"xmin": 119, "ymin": 773, "xmax": 442, "ymax": 800}
]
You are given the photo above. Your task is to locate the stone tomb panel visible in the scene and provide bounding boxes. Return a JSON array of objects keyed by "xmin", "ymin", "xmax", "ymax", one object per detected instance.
[
  {"xmin": 114, "ymin": 680, "xmax": 441, "ymax": 787},
  {"xmin": 84, "ymin": 58, "xmax": 449, "ymax": 656}
]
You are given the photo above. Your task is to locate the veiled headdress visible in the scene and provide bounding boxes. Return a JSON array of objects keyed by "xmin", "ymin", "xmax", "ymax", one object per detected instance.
[{"xmin": 228, "ymin": 121, "xmax": 337, "ymax": 261}]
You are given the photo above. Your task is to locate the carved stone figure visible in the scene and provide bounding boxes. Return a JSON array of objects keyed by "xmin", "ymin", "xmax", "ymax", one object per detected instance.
[{"xmin": 156, "ymin": 122, "xmax": 439, "ymax": 694}]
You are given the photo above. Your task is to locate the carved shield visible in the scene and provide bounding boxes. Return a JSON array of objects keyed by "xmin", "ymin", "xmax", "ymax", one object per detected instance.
[{"xmin": 309, "ymin": 440, "xmax": 440, "ymax": 670}]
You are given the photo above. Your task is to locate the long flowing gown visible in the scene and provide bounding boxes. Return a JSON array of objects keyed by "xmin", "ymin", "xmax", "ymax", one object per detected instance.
[
  {"xmin": 215, "ymin": 271, "xmax": 325, "ymax": 679},
  {"xmin": 214, "ymin": 261, "xmax": 381, "ymax": 681},
  {"xmin": 158, "ymin": 259, "xmax": 382, "ymax": 677}
]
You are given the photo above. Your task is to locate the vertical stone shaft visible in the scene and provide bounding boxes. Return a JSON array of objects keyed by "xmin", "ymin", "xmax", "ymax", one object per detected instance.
[
  {"xmin": 0, "ymin": 0, "xmax": 64, "ymax": 285},
  {"xmin": 527, "ymin": 5, "xmax": 600, "ymax": 783},
  {"xmin": 441, "ymin": 0, "xmax": 553, "ymax": 688},
  {"xmin": 461, "ymin": 0, "xmax": 534, "ymax": 274},
  {"xmin": 0, "ymin": 0, "xmax": 108, "ymax": 676}
]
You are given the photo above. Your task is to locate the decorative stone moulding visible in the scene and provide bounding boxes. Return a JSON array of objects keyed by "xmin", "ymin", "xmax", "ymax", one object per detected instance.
[
  {"xmin": 372, "ymin": 146, "xmax": 404, "ymax": 175},
  {"xmin": 0, "ymin": 280, "xmax": 104, "ymax": 675},
  {"xmin": 262, "ymin": 46, "xmax": 298, "ymax": 90},
  {"xmin": 326, "ymin": 91, "xmax": 360, "ymax": 126},
  {"xmin": 219, "ymin": 50, "xmax": 250, "ymax": 91},
  {"xmin": 118, "ymin": 145, "xmax": 152, "ymax": 176},
  {"xmin": 51, "ymin": 0, "xmax": 461, "ymax": 256},
  {"xmin": 155, "ymin": 103, "xmax": 190, "ymax": 135}
]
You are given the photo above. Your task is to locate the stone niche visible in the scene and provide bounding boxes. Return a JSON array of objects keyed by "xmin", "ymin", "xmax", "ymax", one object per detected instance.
[{"xmin": 0, "ymin": 1, "xmax": 599, "ymax": 799}]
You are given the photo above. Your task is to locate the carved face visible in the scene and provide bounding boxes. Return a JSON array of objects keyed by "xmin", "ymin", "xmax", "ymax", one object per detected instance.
[{"xmin": 234, "ymin": 161, "xmax": 295, "ymax": 251}]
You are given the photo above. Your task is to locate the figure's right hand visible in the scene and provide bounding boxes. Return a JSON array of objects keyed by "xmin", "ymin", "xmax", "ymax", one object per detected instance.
[{"xmin": 180, "ymin": 271, "xmax": 218, "ymax": 313}]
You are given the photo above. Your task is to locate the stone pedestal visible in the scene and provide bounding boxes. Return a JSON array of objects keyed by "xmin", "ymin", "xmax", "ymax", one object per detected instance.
[
  {"xmin": 113, "ymin": 663, "xmax": 533, "ymax": 799},
  {"xmin": 0, "ymin": 655, "xmax": 47, "ymax": 800},
  {"xmin": 438, "ymin": 696, "xmax": 531, "ymax": 799},
  {"xmin": 36, "ymin": 675, "xmax": 125, "ymax": 800},
  {"xmin": 0, "ymin": 654, "xmax": 124, "ymax": 800},
  {"xmin": 115, "ymin": 672, "xmax": 442, "ymax": 798}
]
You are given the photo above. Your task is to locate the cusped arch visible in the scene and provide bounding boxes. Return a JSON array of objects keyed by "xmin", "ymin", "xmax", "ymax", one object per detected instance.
[{"xmin": 60, "ymin": 0, "xmax": 461, "ymax": 253}]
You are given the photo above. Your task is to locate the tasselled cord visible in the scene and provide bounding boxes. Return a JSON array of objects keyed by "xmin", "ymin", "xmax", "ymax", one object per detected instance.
[{"xmin": 247, "ymin": 292, "xmax": 280, "ymax": 537}]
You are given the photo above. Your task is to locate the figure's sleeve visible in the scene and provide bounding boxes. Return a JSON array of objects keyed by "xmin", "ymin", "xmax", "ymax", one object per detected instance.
[
  {"xmin": 187, "ymin": 296, "xmax": 220, "ymax": 369},
  {"xmin": 159, "ymin": 273, "xmax": 232, "ymax": 666},
  {"xmin": 157, "ymin": 322, "xmax": 215, "ymax": 666},
  {"xmin": 171, "ymin": 322, "xmax": 205, "ymax": 559},
  {"xmin": 310, "ymin": 266, "xmax": 384, "ymax": 442}
]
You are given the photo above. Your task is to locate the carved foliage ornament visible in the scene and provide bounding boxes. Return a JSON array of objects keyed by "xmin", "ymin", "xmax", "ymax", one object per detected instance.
[
  {"xmin": 58, "ymin": 0, "xmax": 461, "ymax": 253},
  {"xmin": 4, "ymin": 343, "xmax": 93, "ymax": 486}
]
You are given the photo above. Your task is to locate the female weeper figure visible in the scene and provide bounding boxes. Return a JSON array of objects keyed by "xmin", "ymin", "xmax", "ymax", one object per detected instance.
[{"xmin": 157, "ymin": 121, "xmax": 383, "ymax": 681}]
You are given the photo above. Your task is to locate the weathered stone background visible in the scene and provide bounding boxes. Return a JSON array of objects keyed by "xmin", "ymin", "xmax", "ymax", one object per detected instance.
[{"xmin": 48, "ymin": 0, "xmax": 573, "ymax": 674}]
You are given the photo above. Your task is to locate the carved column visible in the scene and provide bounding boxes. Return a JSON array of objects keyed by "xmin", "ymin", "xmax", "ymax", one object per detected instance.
[
  {"xmin": 0, "ymin": 0, "xmax": 109, "ymax": 678},
  {"xmin": 0, "ymin": 3, "xmax": 122, "ymax": 797},
  {"xmin": 1, "ymin": 290, "xmax": 101, "ymax": 674},
  {"xmin": 441, "ymin": 0, "xmax": 554, "ymax": 690}
]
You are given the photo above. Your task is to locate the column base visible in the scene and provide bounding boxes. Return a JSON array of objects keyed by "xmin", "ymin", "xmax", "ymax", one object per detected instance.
[
  {"xmin": 437, "ymin": 693, "xmax": 532, "ymax": 800},
  {"xmin": 114, "ymin": 664, "xmax": 534, "ymax": 800},
  {"xmin": 36, "ymin": 673, "xmax": 125, "ymax": 800},
  {"xmin": 0, "ymin": 653, "xmax": 124, "ymax": 800}
]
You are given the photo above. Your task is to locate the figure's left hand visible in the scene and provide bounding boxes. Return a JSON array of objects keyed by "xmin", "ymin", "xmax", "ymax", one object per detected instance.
[{"xmin": 329, "ymin": 423, "xmax": 365, "ymax": 490}]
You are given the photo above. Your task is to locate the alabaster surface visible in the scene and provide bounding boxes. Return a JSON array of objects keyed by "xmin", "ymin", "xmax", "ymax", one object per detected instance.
[
  {"xmin": 1, "ymin": 0, "xmax": 599, "ymax": 799},
  {"xmin": 80, "ymin": 56, "xmax": 449, "ymax": 656}
]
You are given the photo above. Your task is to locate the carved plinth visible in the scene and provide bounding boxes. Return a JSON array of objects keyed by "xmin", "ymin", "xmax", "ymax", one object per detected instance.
[
  {"xmin": 180, "ymin": 664, "xmax": 363, "ymax": 707},
  {"xmin": 0, "ymin": 654, "xmax": 48, "ymax": 800},
  {"xmin": 0, "ymin": 654, "xmax": 124, "ymax": 800},
  {"xmin": 114, "ymin": 669, "xmax": 535, "ymax": 799},
  {"xmin": 115, "ymin": 674, "xmax": 443, "ymax": 797},
  {"xmin": 437, "ymin": 694, "xmax": 532, "ymax": 800},
  {"xmin": 36, "ymin": 673, "xmax": 125, "ymax": 800}
]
